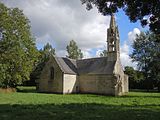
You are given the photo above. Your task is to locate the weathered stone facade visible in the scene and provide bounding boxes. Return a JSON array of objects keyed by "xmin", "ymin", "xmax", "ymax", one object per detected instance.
[
  {"xmin": 37, "ymin": 15, "xmax": 128, "ymax": 96},
  {"xmin": 37, "ymin": 56, "xmax": 63, "ymax": 93}
]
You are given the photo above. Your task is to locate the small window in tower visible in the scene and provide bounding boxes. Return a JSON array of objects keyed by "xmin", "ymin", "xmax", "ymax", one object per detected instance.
[
  {"xmin": 113, "ymin": 47, "xmax": 115, "ymax": 51},
  {"xmin": 50, "ymin": 67, "xmax": 54, "ymax": 79},
  {"xmin": 111, "ymin": 29, "xmax": 115, "ymax": 36}
]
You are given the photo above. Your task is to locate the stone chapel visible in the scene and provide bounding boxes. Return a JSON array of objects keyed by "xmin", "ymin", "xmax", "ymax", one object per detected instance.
[{"xmin": 37, "ymin": 15, "xmax": 128, "ymax": 96}]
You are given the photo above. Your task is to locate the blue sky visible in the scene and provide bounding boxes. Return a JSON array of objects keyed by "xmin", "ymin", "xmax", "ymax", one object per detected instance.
[
  {"xmin": 1, "ymin": 0, "xmax": 146, "ymax": 68},
  {"xmin": 116, "ymin": 10, "xmax": 140, "ymax": 45}
]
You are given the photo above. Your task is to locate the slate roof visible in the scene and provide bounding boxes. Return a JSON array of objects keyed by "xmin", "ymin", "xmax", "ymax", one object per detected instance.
[
  {"xmin": 77, "ymin": 57, "xmax": 115, "ymax": 75},
  {"xmin": 54, "ymin": 57, "xmax": 77, "ymax": 74},
  {"xmin": 54, "ymin": 56, "xmax": 115, "ymax": 75}
]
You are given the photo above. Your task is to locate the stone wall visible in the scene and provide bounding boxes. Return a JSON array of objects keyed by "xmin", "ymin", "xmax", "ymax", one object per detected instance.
[
  {"xmin": 38, "ymin": 56, "xmax": 63, "ymax": 93},
  {"xmin": 123, "ymin": 74, "xmax": 129, "ymax": 93},
  {"xmin": 63, "ymin": 74, "xmax": 78, "ymax": 94},
  {"xmin": 113, "ymin": 60, "xmax": 129, "ymax": 95},
  {"xmin": 78, "ymin": 74, "xmax": 115, "ymax": 95}
]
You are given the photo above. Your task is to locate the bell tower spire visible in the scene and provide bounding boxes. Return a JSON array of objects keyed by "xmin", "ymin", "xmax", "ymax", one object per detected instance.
[
  {"xmin": 107, "ymin": 14, "xmax": 120, "ymax": 61},
  {"xmin": 110, "ymin": 14, "xmax": 116, "ymax": 28}
]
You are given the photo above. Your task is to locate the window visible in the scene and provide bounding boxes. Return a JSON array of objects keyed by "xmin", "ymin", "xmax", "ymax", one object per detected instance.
[{"xmin": 50, "ymin": 67, "xmax": 54, "ymax": 79}]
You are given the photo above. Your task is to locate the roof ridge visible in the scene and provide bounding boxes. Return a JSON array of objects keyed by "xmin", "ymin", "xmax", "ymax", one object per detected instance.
[{"xmin": 77, "ymin": 56, "xmax": 107, "ymax": 61}]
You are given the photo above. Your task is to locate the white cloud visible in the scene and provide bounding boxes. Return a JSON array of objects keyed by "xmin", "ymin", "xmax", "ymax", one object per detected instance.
[
  {"xmin": 82, "ymin": 50, "xmax": 92, "ymax": 58},
  {"xmin": 120, "ymin": 28, "xmax": 140, "ymax": 69},
  {"xmin": 120, "ymin": 41, "xmax": 129, "ymax": 54},
  {"xmin": 56, "ymin": 50, "xmax": 67, "ymax": 57},
  {"xmin": 128, "ymin": 28, "xmax": 140, "ymax": 44},
  {"xmin": 96, "ymin": 49, "xmax": 103, "ymax": 57},
  {"xmin": 1, "ymin": 0, "xmax": 110, "ymax": 57},
  {"xmin": 120, "ymin": 42, "xmax": 137, "ymax": 69}
]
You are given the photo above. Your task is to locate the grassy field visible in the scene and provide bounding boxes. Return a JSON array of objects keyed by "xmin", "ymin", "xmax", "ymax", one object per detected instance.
[{"xmin": 0, "ymin": 87, "xmax": 160, "ymax": 120}]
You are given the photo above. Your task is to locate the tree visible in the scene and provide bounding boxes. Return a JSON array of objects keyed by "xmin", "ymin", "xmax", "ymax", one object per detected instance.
[
  {"xmin": 124, "ymin": 66, "xmax": 144, "ymax": 89},
  {"xmin": 124, "ymin": 66, "xmax": 137, "ymax": 89},
  {"xmin": 28, "ymin": 43, "xmax": 55, "ymax": 86},
  {"xmin": 42, "ymin": 43, "xmax": 55, "ymax": 60},
  {"xmin": 66, "ymin": 40, "xmax": 83, "ymax": 59},
  {"xmin": 0, "ymin": 3, "xmax": 39, "ymax": 88},
  {"xmin": 81, "ymin": 0, "xmax": 160, "ymax": 34},
  {"xmin": 130, "ymin": 31, "xmax": 160, "ymax": 91},
  {"xmin": 100, "ymin": 50, "xmax": 107, "ymax": 57},
  {"xmin": 147, "ymin": 34, "xmax": 160, "ymax": 91}
]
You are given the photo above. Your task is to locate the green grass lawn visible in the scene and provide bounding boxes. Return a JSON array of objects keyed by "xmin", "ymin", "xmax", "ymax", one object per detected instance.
[{"xmin": 0, "ymin": 87, "xmax": 160, "ymax": 120}]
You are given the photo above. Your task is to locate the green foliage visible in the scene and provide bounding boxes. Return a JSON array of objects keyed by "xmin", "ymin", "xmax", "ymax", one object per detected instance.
[
  {"xmin": 124, "ymin": 66, "xmax": 144, "ymax": 89},
  {"xmin": 42, "ymin": 43, "xmax": 55, "ymax": 60},
  {"xmin": 130, "ymin": 32, "xmax": 160, "ymax": 90},
  {"xmin": 0, "ymin": 64, "xmax": 10, "ymax": 87},
  {"xmin": 100, "ymin": 50, "xmax": 107, "ymax": 57},
  {"xmin": 0, "ymin": 87, "xmax": 160, "ymax": 120},
  {"xmin": 81, "ymin": 0, "xmax": 160, "ymax": 34},
  {"xmin": 0, "ymin": 3, "xmax": 39, "ymax": 88},
  {"xmin": 28, "ymin": 43, "xmax": 55, "ymax": 86},
  {"xmin": 66, "ymin": 40, "xmax": 83, "ymax": 59}
]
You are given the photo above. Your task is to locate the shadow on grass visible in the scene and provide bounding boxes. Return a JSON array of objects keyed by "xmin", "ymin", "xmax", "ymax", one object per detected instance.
[
  {"xmin": 17, "ymin": 86, "xmax": 37, "ymax": 93},
  {"xmin": 130, "ymin": 89, "xmax": 160, "ymax": 93},
  {"xmin": 0, "ymin": 103, "xmax": 160, "ymax": 120},
  {"xmin": 121, "ymin": 95, "xmax": 160, "ymax": 98},
  {"xmin": 86, "ymin": 93, "xmax": 160, "ymax": 99}
]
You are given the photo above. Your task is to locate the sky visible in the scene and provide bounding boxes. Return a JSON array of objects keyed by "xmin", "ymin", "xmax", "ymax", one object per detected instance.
[{"xmin": 1, "ymin": 0, "xmax": 145, "ymax": 68}]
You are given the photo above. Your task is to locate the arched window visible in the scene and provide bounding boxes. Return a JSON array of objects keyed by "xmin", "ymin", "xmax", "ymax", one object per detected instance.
[{"xmin": 50, "ymin": 67, "xmax": 54, "ymax": 79}]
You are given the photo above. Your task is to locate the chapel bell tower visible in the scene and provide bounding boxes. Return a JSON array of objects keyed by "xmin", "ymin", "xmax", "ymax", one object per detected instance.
[{"xmin": 107, "ymin": 14, "xmax": 120, "ymax": 61}]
